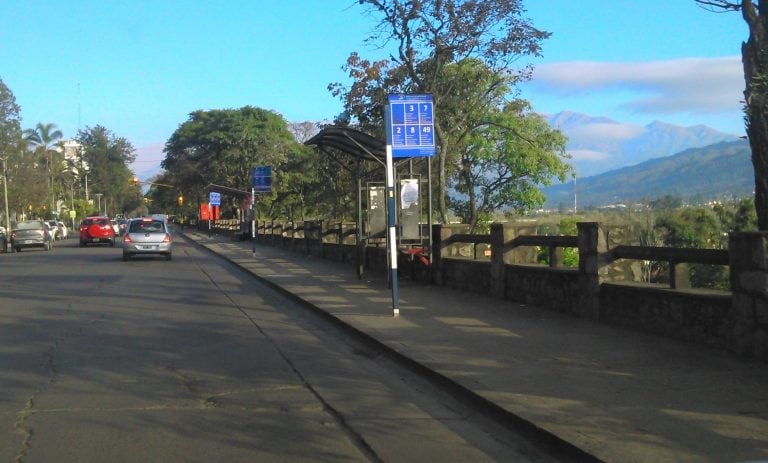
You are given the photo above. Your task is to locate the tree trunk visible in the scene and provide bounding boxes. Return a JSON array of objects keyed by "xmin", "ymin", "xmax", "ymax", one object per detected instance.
[
  {"xmin": 434, "ymin": 123, "xmax": 449, "ymax": 224},
  {"xmin": 742, "ymin": 1, "xmax": 768, "ymax": 230}
]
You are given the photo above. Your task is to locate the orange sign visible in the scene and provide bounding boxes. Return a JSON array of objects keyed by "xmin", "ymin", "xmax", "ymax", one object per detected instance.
[{"xmin": 199, "ymin": 203, "xmax": 211, "ymax": 221}]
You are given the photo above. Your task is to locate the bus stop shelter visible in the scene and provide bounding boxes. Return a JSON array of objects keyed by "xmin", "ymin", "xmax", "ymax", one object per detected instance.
[{"xmin": 305, "ymin": 126, "xmax": 433, "ymax": 277}]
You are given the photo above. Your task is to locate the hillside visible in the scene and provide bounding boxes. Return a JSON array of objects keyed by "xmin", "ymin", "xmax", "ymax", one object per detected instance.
[{"xmin": 542, "ymin": 140, "xmax": 753, "ymax": 208}]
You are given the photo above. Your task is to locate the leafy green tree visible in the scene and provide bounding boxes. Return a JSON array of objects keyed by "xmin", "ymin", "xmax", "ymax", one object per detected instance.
[
  {"xmin": 332, "ymin": 0, "xmax": 552, "ymax": 223},
  {"xmin": 163, "ymin": 107, "xmax": 302, "ymax": 218},
  {"xmin": 23, "ymin": 122, "xmax": 63, "ymax": 210},
  {"xmin": 76, "ymin": 125, "xmax": 137, "ymax": 215},
  {"xmin": 0, "ymin": 77, "xmax": 23, "ymax": 229},
  {"xmin": 649, "ymin": 194, "xmax": 683, "ymax": 211},
  {"xmin": 536, "ymin": 218, "xmax": 579, "ymax": 267},
  {"xmin": 450, "ymin": 99, "xmax": 569, "ymax": 230},
  {"xmin": 655, "ymin": 207, "xmax": 728, "ymax": 288},
  {"xmin": 695, "ymin": 1, "xmax": 768, "ymax": 230},
  {"xmin": 271, "ymin": 146, "xmax": 324, "ymax": 221},
  {"xmin": 714, "ymin": 197, "xmax": 758, "ymax": 232}
]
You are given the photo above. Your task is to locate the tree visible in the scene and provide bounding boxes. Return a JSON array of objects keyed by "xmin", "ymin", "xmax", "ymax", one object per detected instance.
[
  {"xmin": 332, "ymin": 0, "xmax": 552, "ymax": 223},
  {"xmin": 163, "ymin": 107, "xmax": 301, "ymax": 218},
  {"xmin": 0, "ymin": 77, "xmax": 22, "ymax": 230},
  {"xmin": 449, "ymin": 97, "xmax": 569, "ymax": 230},
  {"xmin": 695, "ymin": 1, "xmax": 768, "ymax": 229},
  {"xmin": 23, "ymin": 122, "xmax": 63, "ymax": 210},
  {"xmin": 76, "ymin": 125, "xmax": 138, "ymax": 215}
]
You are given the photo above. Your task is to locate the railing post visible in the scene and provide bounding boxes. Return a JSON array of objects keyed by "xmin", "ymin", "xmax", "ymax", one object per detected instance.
[
  {"xmin": 432, "ymin": 224, "xmax": 451, "ymax": 285},
  {"xmin": 491, "ymin": 223, "xmax": 517, "ymax": 298},
  {"xmin": 728, "ymin": 231, "xmax": 768, "ymax": 358},
  {"xmin": 577, "ymin": 222, "xmax": 608, "ymax": 319},
  {"xmin": 670, "ymin": 262, "xmax": 691, "ymax": 289},
  {"xmin": 549, "ymin": 245, "xmax": 563, "ymax": 267}
]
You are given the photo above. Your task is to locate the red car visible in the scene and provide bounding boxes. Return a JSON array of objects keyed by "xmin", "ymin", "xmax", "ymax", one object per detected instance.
[{"xmin": 79, "ymin": 216, "xmax": 115, "ymax": 247}]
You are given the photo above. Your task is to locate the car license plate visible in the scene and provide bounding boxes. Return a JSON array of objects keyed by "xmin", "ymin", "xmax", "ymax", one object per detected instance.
[
  {"xmin": 93, "ymin": 238, "xmax": 101, "ymax": 242},
  {"xmin": 141, "ymin": 245, "xmax": 154, "ymax": 250}
]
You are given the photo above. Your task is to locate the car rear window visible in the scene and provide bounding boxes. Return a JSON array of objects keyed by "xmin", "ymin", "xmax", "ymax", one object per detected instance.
[
  {"xmin": 82, "ymin": 218, "xmax": 110, "ymax": 226},
  {"xmin": 17, "ymin": 221, "xmax": 42, "ymax": 230},
  {"xmin": 129, "ymin": 220, "xmax": 164, "ymax": 233}
]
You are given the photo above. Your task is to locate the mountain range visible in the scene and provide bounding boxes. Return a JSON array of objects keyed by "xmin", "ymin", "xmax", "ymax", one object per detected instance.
[
  {"xmin": 538, "ymin": 111, "xmax": 751, "ymax": 209},
  {"xmin": 546, "ymin": 111, "xmax": 740, "ymax": 178}
]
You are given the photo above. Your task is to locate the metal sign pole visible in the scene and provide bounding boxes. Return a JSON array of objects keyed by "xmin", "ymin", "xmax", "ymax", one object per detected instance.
[
  {"xmin": 386, "ymin": 144, "xmax": 400, "ymax": 316},
  {"xmin": 251, "ymin": 187, "xmax": 256, "ymax": 257}
]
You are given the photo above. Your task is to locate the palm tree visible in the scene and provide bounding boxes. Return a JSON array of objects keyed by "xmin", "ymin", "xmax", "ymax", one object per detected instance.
[{"xmin": 24, "ymin": 122, "xmax": 63, "ymax": 210}]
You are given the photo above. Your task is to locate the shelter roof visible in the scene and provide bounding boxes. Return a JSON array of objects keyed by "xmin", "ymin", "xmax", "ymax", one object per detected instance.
[
  {"xmin": 205, "ymin": 183, "xmax": 251, "ymax": 199},
  {"xmin": 304, "ymin": 127, "xmax": 386, "ymax": 164}
]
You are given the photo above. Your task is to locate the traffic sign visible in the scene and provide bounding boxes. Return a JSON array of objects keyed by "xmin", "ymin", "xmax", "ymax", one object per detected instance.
[
  {"xmin": 252, "ymin": 166, "xmax": 272, "ymax": 193},
  {"xmin": 386, "ymin": 94, "xmax": 435, "ymax": 158},
  {"xmin": 209, "ymin": 191, "xmax": 221, "ymax": 206}
]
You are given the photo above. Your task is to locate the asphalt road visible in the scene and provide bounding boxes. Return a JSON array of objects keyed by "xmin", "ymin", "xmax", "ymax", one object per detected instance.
[{"xmin": 0, "ymin": 235, "xmax": 559, "ymax": 462}]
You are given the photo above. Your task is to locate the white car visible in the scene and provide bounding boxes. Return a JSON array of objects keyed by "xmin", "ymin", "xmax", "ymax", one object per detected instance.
[
  {"xmin": 47, "ymin": 220, "xmax": 67, "ymax": 240},
  {"xmin": 56, "ymin": 221, "xmax": 68, "ymax": 239}
]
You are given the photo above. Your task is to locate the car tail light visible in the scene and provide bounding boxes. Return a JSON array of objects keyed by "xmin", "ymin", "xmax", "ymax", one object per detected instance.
[
  {"xmin": 163, "ymin": 234, "xmax": 172, "ymax": 243},
  {"xmin": 123, "ymin": 234, "xmax": 133, "ymax": 243}
]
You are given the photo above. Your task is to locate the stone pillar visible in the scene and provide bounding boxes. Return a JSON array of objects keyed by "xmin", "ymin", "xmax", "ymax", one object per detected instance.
[
  {"xmin": 728, "ymin": 231, "xmax": 768, "ymax": 359},
  {"xmin": 671, "ymin": 262, "xmax": 691, "ymax": 289},
  {"xmin": 303, "ymin": 220, "xmax": 311, "ymax": 255},
  {"xmin": 549, "ymin": 246, "xmax": 563, "ymax": 268},
  {"xmin": 432, "ymin": 224, "xmax": 451, "ymax": 286},
  {"xmin": 490, "ymin": 223, "xmax": 517, "ymax": 298},
  {"xmin": 577, "ymin": 222, "xmax": 608, "ymax": 320},
  {"xmin": 289, "ymin": 221, "xmax": 297, "ymax": 251}
]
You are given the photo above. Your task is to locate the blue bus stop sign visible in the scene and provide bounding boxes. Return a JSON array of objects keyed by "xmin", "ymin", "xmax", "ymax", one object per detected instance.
[
  {"xmin": 252, "ymin": 166, "xmax": 272, "ymax": 193},
  {"xmin": 386, "ymin": 94, "xmax": 435, "ymax": 158},
  {"xmin": 209, "ymin": 191, "xmax": 221, "ymax": 206}
]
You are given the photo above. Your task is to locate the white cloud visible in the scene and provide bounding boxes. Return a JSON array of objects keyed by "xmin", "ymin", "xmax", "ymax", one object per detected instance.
[
  {"xmin": 530, "ymin": 56, "xmax": 743, "ymax": 115},
  {"xmin": 569, "ymin": 122, "xmax": 647, "ymax": 141},
  {"xmin": 567, "ymin": 149, "xmax": 611, "ymax": 161}
]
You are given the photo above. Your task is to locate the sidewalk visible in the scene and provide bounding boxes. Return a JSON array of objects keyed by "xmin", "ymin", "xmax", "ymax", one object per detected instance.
[{"xmin": 181, "ymin": 230, "xmax": 768, "ymax": 463}]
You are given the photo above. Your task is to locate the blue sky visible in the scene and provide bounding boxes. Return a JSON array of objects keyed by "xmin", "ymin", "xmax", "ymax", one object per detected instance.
[{"xmin": 1, "ymin": 1, "xmax": 748, "ymax": 175}]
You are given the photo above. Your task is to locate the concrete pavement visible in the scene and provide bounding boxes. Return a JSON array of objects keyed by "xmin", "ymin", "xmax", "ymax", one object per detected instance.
[{"xmin": 181, "ymin": 230, "xmax": 768, "ymax": 463}]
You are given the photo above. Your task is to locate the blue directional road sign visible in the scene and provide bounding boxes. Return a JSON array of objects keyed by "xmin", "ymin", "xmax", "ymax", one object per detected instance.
[
  {"xmin": 252, "ymin": 166, "xmax": 272, "ymax": 193},
  {"xmin": 209, "ymin": 191, "xmax": 221, "ymax": 206},
  {"xmin": 386, "ymin": 94, "xmax": 435, "ymax": 158}
]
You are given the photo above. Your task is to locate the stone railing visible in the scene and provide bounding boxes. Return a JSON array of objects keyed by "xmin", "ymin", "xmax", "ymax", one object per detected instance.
[{"xmin": 197, "ymin": 219, "xmax": 767, "ymax": 361}]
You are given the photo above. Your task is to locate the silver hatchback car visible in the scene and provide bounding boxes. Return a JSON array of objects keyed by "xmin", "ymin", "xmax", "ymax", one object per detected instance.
[{"xmin": 122, "ymin": 217, "xmax": 172, "ymax": 261}]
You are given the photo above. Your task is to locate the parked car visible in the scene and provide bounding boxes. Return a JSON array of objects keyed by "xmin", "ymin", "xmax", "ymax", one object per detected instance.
[
  {"xmin": 47, "ymin": 220, "xmax": 68, "ymax": 240},
  {"xmin": 117, "ymin": 218, "xmax": 128, "ymax": 236},
  {"xmin": 79, "ymin": 216, "xmax": 115, "ymax": 247},
  {"xmin": 122, "ymin": 217, "xmax": 172, "ymax": 261},
  {"xmin": 57, "ymin": 221, "xmax": 68, "ymax": 239},
  {"xmin": 47, "ymin": 220, "xmax": 60, "ymax": 240},
  {"xmin": 11, "ymin": 220, "xmax": 53, "ymax": 252},
  {"xmin": 0, "ymin": 226, "xmax": 7, "ymax": 252}
]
